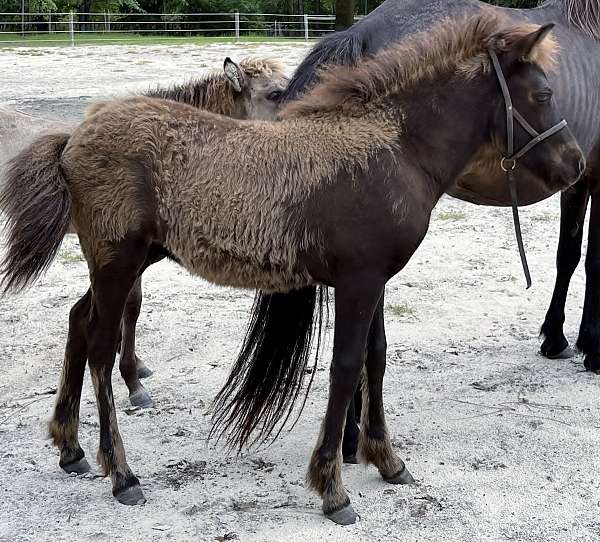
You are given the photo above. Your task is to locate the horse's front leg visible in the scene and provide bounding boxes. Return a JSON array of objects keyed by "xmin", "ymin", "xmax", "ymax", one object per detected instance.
[
  {"xmin": 540, "ymin": 180, "xmax": 589, "ymax": 359},
  {"xmin": 358, "ymin": 292, "xmax": 413, "ymax": 484},
  {"xmin": 307, "ymin": 276, "xmax": 384, "ymax": 525},
  {"xmin": 578, "ymin": 188, "xmax": 600, "ymax": 372}
]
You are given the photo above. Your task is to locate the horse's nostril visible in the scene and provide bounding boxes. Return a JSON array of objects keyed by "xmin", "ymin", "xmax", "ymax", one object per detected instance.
[{"xmin": 579, "ymin": 156, "xmax": 587, "ymax": 174}]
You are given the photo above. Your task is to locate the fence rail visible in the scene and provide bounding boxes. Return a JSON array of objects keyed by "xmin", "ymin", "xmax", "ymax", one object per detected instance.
[{"xmin": 0, "ymin": 12, "xmax": 356, "ymax": 45}]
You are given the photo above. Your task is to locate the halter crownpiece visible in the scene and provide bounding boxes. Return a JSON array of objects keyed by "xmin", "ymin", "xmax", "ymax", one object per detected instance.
[{"xmin": 488, "ymin": 48, "xmax": 569, "ymax": 289}]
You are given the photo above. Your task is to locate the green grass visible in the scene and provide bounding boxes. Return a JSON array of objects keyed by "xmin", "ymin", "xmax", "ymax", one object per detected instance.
[
  {"xmin": 386, "ymin": 303, "xmax": 415, "ymax": 318},
  {"xmin": 0, "ymin": 32, "xmax": 308, "ymax": 47},
  {"xmin": 436, "ymin": 210, "xmax": 467, "ymax": 221}
]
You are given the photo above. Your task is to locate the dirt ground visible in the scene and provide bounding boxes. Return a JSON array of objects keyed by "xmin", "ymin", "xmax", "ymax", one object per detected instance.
[{"xmin": 1, "ymin": 42, "xmax": 599, "ymax": 542}]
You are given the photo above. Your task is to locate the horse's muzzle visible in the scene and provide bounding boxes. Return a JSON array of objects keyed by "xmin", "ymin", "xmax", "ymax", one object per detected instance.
[{"xmin": 553, "ymin": 146, "xmax": 587, "ymax": 190}]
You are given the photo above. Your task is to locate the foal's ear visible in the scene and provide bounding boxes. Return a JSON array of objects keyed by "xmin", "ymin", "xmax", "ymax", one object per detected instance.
[
  {"xmin": 501, "ymin": 24, "xmax": 556, "ymax": 66},
  {"xmin": 224, "ymin": 57, "xmax": 247, "ymax": 93}
]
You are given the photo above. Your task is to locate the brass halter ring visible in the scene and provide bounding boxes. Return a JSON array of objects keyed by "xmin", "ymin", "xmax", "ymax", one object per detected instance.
[{"xmin": 500, "ymin": 157, "xmax": 517, "ymax": 172}]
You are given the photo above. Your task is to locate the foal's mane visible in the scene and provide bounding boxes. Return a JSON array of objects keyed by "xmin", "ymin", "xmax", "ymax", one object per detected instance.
[
  {"xmin": 282, "ymin": 12, "xmax": 558, "ymax": 118},
  {"xmin": 545, "ymin": 0, "xmax": 600, "ymax": 39},
  {"xmin": 147, "ymin": 58, "xmax": 284, "ymax": 115}
]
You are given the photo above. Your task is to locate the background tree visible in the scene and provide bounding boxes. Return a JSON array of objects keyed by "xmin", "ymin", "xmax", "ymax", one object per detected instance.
[
  {"xmin": 0, "ymin": 0, "xmax": 542, "ymax": 19},
  {"xmin": 335, "ymin": 0, "xmax": 353, "ymax": 29}
]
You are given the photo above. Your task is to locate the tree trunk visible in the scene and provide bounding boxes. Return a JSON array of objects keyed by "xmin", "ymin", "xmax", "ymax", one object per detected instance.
[{"xmin": 335, "ymin": 0, "xmax": 354, "ymax": 30}]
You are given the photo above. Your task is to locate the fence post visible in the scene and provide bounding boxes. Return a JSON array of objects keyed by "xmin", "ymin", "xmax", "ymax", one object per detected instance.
[
  {"xmin": 107, "ymin": 11, "xmax": 111, "ymax": 33},
  {"xmin": 234, "ymin": 12, "xmax": 240, "ymax": 41},
  {"xmin": 48, "ymin": 11, "xmax": 51, "ymax": 34},
  {"xmin": 69, "ymin": 11, "xmax": 75, "ymax": 46},
  {"xmin": 303, "ymin": 14, "xmax": 308, "ymax": 41}
]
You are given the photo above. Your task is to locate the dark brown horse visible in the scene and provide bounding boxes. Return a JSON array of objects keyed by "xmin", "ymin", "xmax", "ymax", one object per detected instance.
[
  {"xmin": 282, "ymin": 0, "xmax": 600, "ymax": 465},
  {"xmin": 0, "ymin": 13, "xmax": 584, "ymax": 524}
]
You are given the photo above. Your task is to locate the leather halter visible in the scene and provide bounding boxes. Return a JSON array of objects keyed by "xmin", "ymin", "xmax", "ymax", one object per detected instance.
[{"xmin": 489, "ymin": 49, "xmax": 568, "ymax": 289}]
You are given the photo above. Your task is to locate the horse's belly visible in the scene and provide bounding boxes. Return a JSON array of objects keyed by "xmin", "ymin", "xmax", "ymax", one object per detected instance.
[{"xmin": 163, "ymin": 232, "xmax": 314, "ymax": 293}]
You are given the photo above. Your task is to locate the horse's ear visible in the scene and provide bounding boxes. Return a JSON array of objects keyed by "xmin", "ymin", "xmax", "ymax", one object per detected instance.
[
  {"xmin": 499, "ymin": 24, "xmax": 556, "ymax": 66},
  {"xmin": 224, "ymin": 58, "xmax": 247, "ymax": 93}
]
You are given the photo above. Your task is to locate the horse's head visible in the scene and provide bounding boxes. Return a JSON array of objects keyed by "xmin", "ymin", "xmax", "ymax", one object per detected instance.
[
  {"xmin": 488, "ymin": 23, "xmax": 585, "ymax": 191},
  {"xmin": 223, "ymin": 57, "xmax": 289, "ymax": 121}
]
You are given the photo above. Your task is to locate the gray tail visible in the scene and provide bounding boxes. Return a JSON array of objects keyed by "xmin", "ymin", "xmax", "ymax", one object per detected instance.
[{"xmin": 0, "ymin": 133, "xmax": 72, "ymax": 293}]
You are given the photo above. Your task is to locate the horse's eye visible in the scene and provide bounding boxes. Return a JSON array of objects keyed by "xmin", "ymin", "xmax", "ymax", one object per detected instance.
[
  {"xmin": 534, "ymin": 91, "xmax": 552, "ymax": 104},
  {"xmin": 268, "ymin": 90, "xmax": 282, "ymax": 101}
]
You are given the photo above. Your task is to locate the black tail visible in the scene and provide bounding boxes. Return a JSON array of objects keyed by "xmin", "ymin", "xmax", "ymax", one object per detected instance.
[
  {"xmin": 211, "ymin": 285, "xmax": 328, "ymax": 450},
  {"xmin": 0, "ymin": 133, "xmax": 71, "ymax": 293},
  {"xmin": 280, "ymin": 29, "xmax": 366, "ymax": 102}
]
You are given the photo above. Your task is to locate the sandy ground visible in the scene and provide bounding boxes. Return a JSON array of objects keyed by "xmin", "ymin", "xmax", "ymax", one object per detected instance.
[{"xmin": 1, "ymin": 43, "xmax": 600, "ymax": 542}]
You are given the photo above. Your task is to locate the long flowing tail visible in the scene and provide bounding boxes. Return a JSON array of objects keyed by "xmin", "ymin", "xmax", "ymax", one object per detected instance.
[
  {"xmin": 211, "ymin": 285, "xmax": 328, "ymax": 450},
  {"xmin": 0, "ymin": 133, "xmax": 71, "ymax": 293}
]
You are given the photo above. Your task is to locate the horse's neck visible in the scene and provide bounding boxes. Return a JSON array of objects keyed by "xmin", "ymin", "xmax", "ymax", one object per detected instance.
[
  {"xmin": 148, "ymin": 77, "xmax": 234, "ymax": 116},
  {"xmin": 393, "ymin": 78, "xmax": 492, "ymax": 193}
]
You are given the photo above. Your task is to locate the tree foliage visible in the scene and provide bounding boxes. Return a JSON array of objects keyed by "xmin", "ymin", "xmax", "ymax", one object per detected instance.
[{"xmin": 0, "ymin": 0, "xmax": 540, "ymax": 18}]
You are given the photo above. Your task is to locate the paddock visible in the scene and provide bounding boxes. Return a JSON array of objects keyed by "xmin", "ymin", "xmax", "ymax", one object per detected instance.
[{"xmin": 0, "ymin": 43, "xmax": 598, "ymax": 542}]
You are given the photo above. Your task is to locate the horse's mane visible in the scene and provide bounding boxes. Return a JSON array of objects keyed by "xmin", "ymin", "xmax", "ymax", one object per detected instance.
[
  {"xmin": 544, "ymin": 0, "xmax": 600, "ymax": 39},
  {"xmin": 282, "ymin": 12, "xmax": 557, "ymax": 119},
  {"xmin": 146, "ymin": 58, "xmax": 285, "ymax": 116}
]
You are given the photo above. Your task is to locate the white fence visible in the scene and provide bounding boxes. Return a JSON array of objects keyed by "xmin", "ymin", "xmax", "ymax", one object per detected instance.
[{"xmin": 0, "ymin": 12, "xmax": 356, "ymax": 45}]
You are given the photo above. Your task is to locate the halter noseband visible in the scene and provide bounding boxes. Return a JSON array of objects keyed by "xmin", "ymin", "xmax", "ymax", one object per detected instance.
[{"xmin": 489, "ymin": 48, "xmax": 568, "ymax": 289}]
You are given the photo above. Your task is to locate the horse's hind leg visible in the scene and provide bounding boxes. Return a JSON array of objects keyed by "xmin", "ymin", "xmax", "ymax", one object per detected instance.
[
  {"xmin": 578, "ymin": 187, "xmax": 600, "ymax": 372},
  {"xmin": 358, "ymin": 294, "xmax": 414, "ymax": 485},
  {"xmin": 49, "ymin": 289, "xmax": 92, "ymax": 474},
  {"xmin": 540, "ymin": 181, "xmax": 589, "ymax": 359},
  {"xmin": 119, "ymin": 277, "xmax": 153, "ymax": 408},
  {"xmin": 88, "ymin": 238, "xmax": 149, "ymax": 505}
]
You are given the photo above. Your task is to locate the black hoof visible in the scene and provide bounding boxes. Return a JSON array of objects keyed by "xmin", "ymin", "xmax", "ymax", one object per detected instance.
[
  {"xmin": 540, "ymin": 336, "xmax": 572, "ymax": 359},
  {"xmin": 136, "ymin": 362, "xmax": 153, "ymax": 379},
  {"xmin": 114, "ymin": 484, "xmax": 146, "ymax": 506},
  {"xmin": 343, "ymin": 454, "xmax": 358, "ymax": 465},
  {"xmin": 61, "ymin": 457, "xmax": 91, "ymax": 475},
  {"xmin": 383, "ymin": 466, "xmax": 415, "ymax": 485},
  {"xmin": 546, "ymin": 345, "xmax": 575, "ymax": 360},
  {"xmin": 584, "ymin": 354, "xmax": 600, "ymax": 373},
  {"xmin": 129, "ymin": 388, "xmax": 154, "ymax": 408},
  {"xmin": 326, "ymin": 503, "xmax": 358, "ymax": 525}
]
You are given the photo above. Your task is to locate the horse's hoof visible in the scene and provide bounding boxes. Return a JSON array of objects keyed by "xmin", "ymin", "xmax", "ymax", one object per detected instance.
[
  {"xmin": 114, "ymin": 485, "xmax": 146, "ymax": 506},
  {"xmin": 545, "ymin": 345, "xmax": 575, "ymax": 360},
  {"xmin": 540, "ymin": 336, "xmax": 572, "ymax": 359},
  {"xmin": 61, "ymin": 457, "xmax": 91, "ymax": 475},
  {"xmin": 326, "ymin": 503, "xmax": 358, "ymax": 525},
  {"xmin": 584, "ymin": 354, "xmax": 600, "ymax": 373},
  {"xmin": 129, "ymin": 388, "xmax": 154, "ymax": 408},
  {"xmin": 383, "ymin": 466, "xmax": 415, "ymax": 485},
  {"xmin": 136, "ymin": 363, "xmax": 153, "ymax": 379},
  {"xmin": 343, "ymin": 454, "xmax": 358, "ymax": 464}
]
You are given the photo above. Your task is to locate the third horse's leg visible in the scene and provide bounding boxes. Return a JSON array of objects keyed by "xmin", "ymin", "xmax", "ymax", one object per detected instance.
[
  {"xmin": 541, "ymin": 180, "xmax": 589, "ymax": 358},
  {"xmin": 119, "ymin": 277, "xmax": 153, "ymax": 407},
  {"xmin": 578, "ymin": 188, "xmax": 600, "ymax": 372}
]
